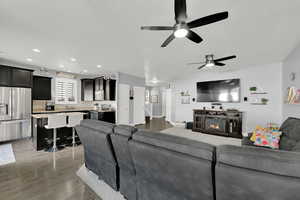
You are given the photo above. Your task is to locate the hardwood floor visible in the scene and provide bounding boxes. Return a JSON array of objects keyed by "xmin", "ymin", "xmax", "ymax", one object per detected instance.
[
  {"xmin": 0, "ymin": 139, "xmax": 101, "ymax": 200},
  {"xmin": 0, "ymin": 118, "xmax": 171, "ymax": 200},
  {"xmin": 136, "ymin": 117, "xmax": 173, "ymax": 132}
]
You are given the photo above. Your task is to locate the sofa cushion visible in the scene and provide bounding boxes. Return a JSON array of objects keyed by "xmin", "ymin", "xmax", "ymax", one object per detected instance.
[
  {"xmin": 130, "ymin": 131, "xmax": 215, "ymax": 200},
  {"xmin": 111, "ymin": 125, "xmax": 138, "ymax": 200},
  {"xmin": 293, "ymin": 141, "xmax": 300, "ymax": 152},
  {"xmin": 217, "ymin": 145, "xmax": 300, "ymax": 178},
  {"xmin": 280, "ymin": 117, "xmax": 300, "ymax": 150},
  {"xmin": 80, "ymin": 119, "xmax": 114, "ymax": 134},
  {"xmin": 132, "ymin": 130, "xmax": 215, "ymax": 161},
  {"xmin": 114, "ymin": 125, "xmax": 137, "ymax": 137}
]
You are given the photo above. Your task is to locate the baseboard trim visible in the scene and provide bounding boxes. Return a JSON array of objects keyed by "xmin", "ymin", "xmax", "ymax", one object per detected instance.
[
  {"xmin": 77, "ymin": 165, "xmax": 126, "ymax": 200},
  {"xmin": 152, "ymin": 115, "xmax": 165, "ymax": 118}
]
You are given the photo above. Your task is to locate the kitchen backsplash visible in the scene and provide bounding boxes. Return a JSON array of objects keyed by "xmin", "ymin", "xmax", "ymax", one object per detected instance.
[{"xmin": 33, "ymin": 100, "xmax": 117, "ymax": 111}]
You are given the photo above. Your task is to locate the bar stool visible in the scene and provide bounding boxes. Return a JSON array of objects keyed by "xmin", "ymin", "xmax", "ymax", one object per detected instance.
[
  {"xmin": 67, "ymin": 113, "xmax": 84, "ymax": 146},
  {"xmin": 45, "ymin": 114, "xmax": 67, "ymax": 152}
]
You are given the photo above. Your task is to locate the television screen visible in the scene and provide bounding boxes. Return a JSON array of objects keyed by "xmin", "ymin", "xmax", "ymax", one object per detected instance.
[{"xmin": 197, "ymin": 79, "xmax": 240, "ymax": 103}]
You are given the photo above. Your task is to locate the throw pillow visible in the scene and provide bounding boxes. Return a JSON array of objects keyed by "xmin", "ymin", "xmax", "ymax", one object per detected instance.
[{"xmin": 253, "ymin": 130, "xmax": 282, "ymax": 149}]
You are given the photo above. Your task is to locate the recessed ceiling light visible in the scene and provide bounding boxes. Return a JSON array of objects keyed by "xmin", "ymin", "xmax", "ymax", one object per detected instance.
[
  {"xmin": 97, "ymin": 65, "xmax": 102, "ymax": 68},
  {"xmin": 83, "ymin": 69, "xmax": 88, "ymax": 73},
  {"xmin": 70, "ymin": 57, "xmax": 77, "ymax": 62},
  {"xmin": 152, "ymin": 78, "xmax": 158, "ymax": 84},
  {"xmin": 26, "ymin": 58, "xmax": 33, "ymax": 62},
  {"xmin": 60, "ymin": 64, "xmax": 65, "ymax": 68},
  {"xmin": 32, "ymin": 49, "xmax": 41, "ymax": 53}
]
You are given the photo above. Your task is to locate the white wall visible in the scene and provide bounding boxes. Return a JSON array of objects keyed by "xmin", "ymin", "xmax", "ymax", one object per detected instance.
[
  {"xmin": 172, "ymin": 63, "xmax": 283, "ymax": 132},
  {"xmin": 282, "ymin": 42, "xmax": 300, "ymax": 120},
  {"xmin": 118, "ymin": 72, "xmax": 145, "ymax": 124}
]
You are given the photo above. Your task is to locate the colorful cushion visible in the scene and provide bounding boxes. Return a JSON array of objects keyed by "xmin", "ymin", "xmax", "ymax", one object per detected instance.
[
  {"xmin": 253, "ymin": 131, "xmax": 282, "ymax": 149},
  {"xmin": 251, "ymin": 126, "xmax": 282, "ymax": 149}
]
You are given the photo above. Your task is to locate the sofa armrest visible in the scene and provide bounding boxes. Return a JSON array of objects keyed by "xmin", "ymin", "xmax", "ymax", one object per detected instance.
[
  {"xmin": 241, "ymin": 133, "xmax": 255, "ymax": 147},
  {"xmin": 217, "ymin": 145, "xmax": 300, "ymax": 178}
]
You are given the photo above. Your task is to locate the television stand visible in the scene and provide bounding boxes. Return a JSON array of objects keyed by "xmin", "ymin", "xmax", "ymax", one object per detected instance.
[{"xmin": 193, "ymin": 109, "xmax": 243, "ymax": 139}]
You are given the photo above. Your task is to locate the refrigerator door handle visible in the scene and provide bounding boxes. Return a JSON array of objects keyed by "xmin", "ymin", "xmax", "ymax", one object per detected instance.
[{"xmin": 6, "ymin": 104, "xmax": 8, "ymax": 115}]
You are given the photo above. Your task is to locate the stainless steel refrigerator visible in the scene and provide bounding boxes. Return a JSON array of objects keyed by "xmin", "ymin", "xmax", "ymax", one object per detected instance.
[{"xmin": 0, "ymin": 87, "xmax": 31, "ymax": 142}]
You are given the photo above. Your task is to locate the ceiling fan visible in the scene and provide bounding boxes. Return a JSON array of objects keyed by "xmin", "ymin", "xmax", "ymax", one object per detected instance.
[
  {"xmin": 188, "ymin": 55, "xmax": 237, "ymax": 70},
  {"xmin": 141, "ymin": 0, "xmax": 228, "ymax": 47}
]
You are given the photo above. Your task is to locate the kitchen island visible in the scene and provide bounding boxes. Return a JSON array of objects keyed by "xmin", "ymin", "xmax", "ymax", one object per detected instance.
[{"xmin": 32, "ymin": 109, "xmax": 116, "ymax": 151}]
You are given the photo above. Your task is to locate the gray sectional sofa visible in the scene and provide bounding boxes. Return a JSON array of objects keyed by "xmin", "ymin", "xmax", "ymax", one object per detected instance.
[{"xmin": 76, "ymin": 119, "xmax": 300, "ymax": 200}]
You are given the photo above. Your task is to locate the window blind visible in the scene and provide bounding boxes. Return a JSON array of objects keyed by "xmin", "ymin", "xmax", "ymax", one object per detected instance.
[{"xmin": 55, "ymin": 78, "xmax": 77, "ymax": 104}]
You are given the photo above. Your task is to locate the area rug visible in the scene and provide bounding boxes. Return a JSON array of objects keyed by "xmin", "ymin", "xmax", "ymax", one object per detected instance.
[
  {"xmin": 160, "ymin": 127, "xmax": 241, "ymax": 146},
  {"xmin": 0, "ymin": 143, "xmax": 16, "ymax": 166}
]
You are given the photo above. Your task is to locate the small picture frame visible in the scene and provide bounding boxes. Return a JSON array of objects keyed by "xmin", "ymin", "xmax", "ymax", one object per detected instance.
[
  {"xmin": 151, "ymin": 95, "xmax": 159, "ymax": 103},
  {"xmin": 181, "ymin": 96, "xmax": 190, "ymax": 104}
]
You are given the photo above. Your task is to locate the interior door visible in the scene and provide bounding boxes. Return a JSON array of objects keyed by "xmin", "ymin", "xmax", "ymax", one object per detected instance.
[
  {"xmin": 11, "ymin": 88, "xmax": 31, "ymax": 120},
  {"xmin": 133, "ymin": 87, "xmax": 145, "ymax": 125},
  {"xmin": 166, "ymin": 89, "xmax": 172, "ymax": 122},
  {"xmin": 118, "ymin": 84, "xmax": 130, "ymax": 125},
  {"xmin": 0, "ymin": 87, "xmax": 11, "ymax": 121}
]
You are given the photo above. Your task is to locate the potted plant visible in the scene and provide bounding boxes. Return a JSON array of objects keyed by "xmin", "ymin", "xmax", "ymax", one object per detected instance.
[
  {"xmin": 249, "ymin": 87, "xmax": 257, "ymax": 92},
  {"xmin": 261, "ymin": 98, "xmax": 269, "ymax": 105}
]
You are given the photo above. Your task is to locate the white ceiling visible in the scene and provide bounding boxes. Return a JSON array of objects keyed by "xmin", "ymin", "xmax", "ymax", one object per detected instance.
[{"xmin": 0, "ymin": 0, "xmax": 300, "ymax": 83}]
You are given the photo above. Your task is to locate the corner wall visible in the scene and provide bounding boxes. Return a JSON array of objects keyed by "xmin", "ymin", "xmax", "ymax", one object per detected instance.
[
  {"xmin": 171, "ymin": 63, "xmax": 283, "ymax": 132},
  {"xmin": 118, "ymin": 72, "xmax": 145, "ymax": 124},
  {"xmin": 282, "ymin": 43, "xmax": 300, "ymax": 120}
]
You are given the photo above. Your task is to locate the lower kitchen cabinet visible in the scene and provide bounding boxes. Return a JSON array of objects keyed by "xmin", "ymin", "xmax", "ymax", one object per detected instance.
[
  {"xmin": 32, "ymin": 111, "xmax": 90, "ymax": 151},
  {"xmin": 90, "ymin": 111, "xmax": 116, "ymax": 124}
]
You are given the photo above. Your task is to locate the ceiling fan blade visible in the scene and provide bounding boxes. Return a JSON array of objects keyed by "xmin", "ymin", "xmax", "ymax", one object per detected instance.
[
  {"xmin": 187, "ymin": 11, "xmax": 228, "ymax": 29},
  {"xmin": 198, "ymin": 64, "xmax": 207, "ymax": 70},
  {"xmin": 141, "ymin": 26, "xmax": 174, "ymax": 31},
  {"xmin": 214, "ymin": 55, "xmax": 237, "ymax": 62},
  {"xmin": 161, "ymin": 34, "xmax": 176, "ymax": 47},
  {"xmin": 174, "ymin": 0, "xmax": 187, "ymax": 22},
  {"xmin": 187, "ymin": 62, "xmax": 205, "ymax": 65},
  {"xmin": 186, "ymin": 30, "xmax": 203, "ymax": 43},
  {"xmin": 215, "ymin": 62, "xmax": 226, "ymax": 66}
]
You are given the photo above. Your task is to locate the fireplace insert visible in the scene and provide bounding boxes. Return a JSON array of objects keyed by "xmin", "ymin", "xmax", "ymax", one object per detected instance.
[{"xmin": 193, "ymin": 109, "xmax": 243, "ymax": 139}]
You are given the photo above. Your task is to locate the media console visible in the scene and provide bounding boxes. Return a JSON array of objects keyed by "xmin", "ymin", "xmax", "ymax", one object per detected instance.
[{"xmin": 193, "ymin": 109, "xmax": 243, "ymax": 139}]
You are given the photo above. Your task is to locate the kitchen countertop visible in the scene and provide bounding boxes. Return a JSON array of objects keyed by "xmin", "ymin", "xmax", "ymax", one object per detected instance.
[
  {"xmin": 32, "ymin": 108, "xmax": 116, "ymax": 119},
  {"xmin": 32, "ymin": 112, "xmax": 88, "ymax": 119},
  {"xmin": 32, "ymin": 107, "xmax": 94, "ymax": 114}
]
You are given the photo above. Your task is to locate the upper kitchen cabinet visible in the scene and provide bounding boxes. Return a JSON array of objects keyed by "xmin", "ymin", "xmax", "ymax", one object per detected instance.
[
  {"xmin": 0, "ymin": 65, "xmax": 11, "ymax": 86},
  {"xmin": 11, "ymin": 68, "xmax": 33, "ymax": 88},
  {"xmin": 81, "ymin": 79, "xmax": 94, "ymax": 101},
  {"xmin": 106, "ymin": 79, "xmax": 116, "ymax": 101},
  {"xmin": 94, "ymin": 77, "xmax": 105, "ymax": 101},
  {"xmin": 33, "ymin": 76, "xmax": 52, "ymax": 100},
  {"xmin": 0, "ymin": 65, "xmax": 33, "ymax": 88}
]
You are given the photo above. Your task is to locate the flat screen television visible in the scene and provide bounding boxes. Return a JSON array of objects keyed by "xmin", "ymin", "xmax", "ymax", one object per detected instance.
[{"xmin": 197, "ymin": 79, "xmax": 240, "ymax": 103}]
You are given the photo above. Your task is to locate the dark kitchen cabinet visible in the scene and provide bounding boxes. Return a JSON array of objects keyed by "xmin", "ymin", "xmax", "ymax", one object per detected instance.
[
  {"xmin": 108, "ymin": 79, "xmax": 116, "ymax": 100},
  {"xmin": 81, "ymin": 79, "xmax": 94, "ymax": 101},
  {"xmin": 0, "ymin": 65, "xmax": 33, "ymax": 88},
  {"xmin": 11, "ymin": 68, "xmax": 33, "ymax": 88},
  {"xmin": 90, "ymin": 111, "xmax": 116, "ymax": 124},
  {"xmin": 33, "ymin": 76, "xmax": 52, "ymax": 100},
  {"xmin": 0, "ymin": 66, "xmax": 11, "ymax": 86}
]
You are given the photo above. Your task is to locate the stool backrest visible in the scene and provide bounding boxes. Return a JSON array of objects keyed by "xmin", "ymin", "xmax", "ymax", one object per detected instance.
[
  {"xmin": 47, "ymin": 114, "xmax": 67, "ymax": 129},
  {"xmin": 68, "ymin": 113, "xmax": 83, "ymax": 127}
]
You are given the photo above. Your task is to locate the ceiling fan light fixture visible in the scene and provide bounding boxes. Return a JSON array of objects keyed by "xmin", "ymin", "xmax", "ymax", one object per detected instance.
[
  {"xmin": 174, "ymin": 28, "xmax": 188, "ymax": 38},
  {"xmin": 205, "ymin": 62, "xmax": 215, "ymax": 67}
]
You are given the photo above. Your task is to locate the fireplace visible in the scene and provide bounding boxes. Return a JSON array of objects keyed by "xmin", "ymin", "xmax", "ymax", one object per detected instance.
[
  {"xmin": 193, "ymin": 109, "xmax": 243, "ymax": 139},
  {"xmin": 205, "ymin": 117, "xmax": 227, "ymax": 136}
]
